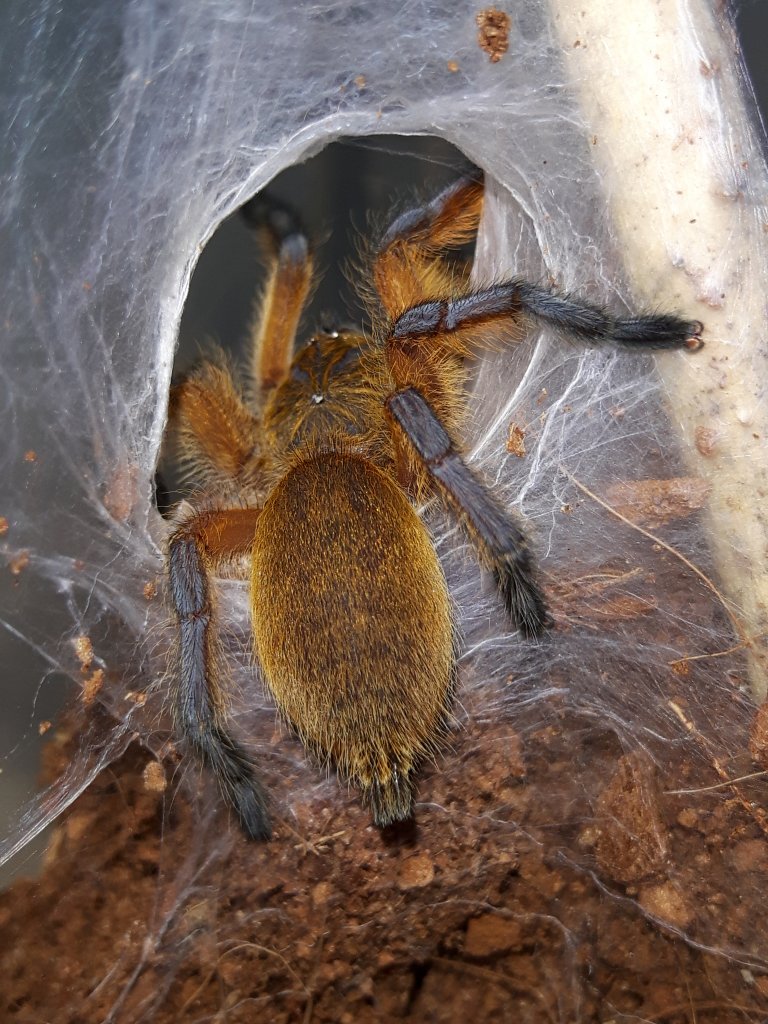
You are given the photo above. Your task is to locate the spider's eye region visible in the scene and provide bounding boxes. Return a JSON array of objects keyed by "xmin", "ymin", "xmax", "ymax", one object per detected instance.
[{"xmin": 310, "ymin": 393, "xmax": 325, "ymax": 405}]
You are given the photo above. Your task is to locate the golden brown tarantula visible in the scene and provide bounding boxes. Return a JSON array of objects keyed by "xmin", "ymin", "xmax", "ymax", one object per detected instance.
[{"xmin": 166, "ymin": 174, "xmax": 703, "ymax": 839}]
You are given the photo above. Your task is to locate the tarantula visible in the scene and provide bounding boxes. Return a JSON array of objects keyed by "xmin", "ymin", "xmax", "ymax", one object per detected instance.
[{"xmin": 167, "ymin": 174, "xmax": 702, "ymax": 839}]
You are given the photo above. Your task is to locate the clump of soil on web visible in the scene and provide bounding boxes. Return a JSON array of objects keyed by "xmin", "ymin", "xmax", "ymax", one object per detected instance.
[{"xmin": 2, "ymin": 553, "xmax": 768, "ymax": 1022}]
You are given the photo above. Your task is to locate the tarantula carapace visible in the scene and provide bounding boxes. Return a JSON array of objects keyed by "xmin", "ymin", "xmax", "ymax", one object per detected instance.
[{"xmin": 167, "ymin": 175, "xmax": 702, "ymax": 839}]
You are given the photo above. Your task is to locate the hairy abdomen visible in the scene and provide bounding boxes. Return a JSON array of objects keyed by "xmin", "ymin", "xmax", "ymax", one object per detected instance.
[{"xmin": 251, "ymin": 450, "xmax": 453, "ymax": 825}]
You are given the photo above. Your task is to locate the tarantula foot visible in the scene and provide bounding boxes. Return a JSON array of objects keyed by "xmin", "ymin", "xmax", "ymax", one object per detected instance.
[
  {"xmin": 228, "ymin": 779, "xmax": 272, "ymax": 841},
  {"xmin": 493, "ymin": 561, "xmax": 551, "ymax": 639},
  {"xmin": 685, "ymin": 320, "xmax": 705, "ymax": 351},
  {"xmin": 192, "ymin": 724, "xmax": 272, "ymax": 840}
]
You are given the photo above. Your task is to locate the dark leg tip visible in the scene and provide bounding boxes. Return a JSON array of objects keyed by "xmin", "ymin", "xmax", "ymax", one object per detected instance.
[
  {"xmin": 224, "ymin": 760, "xmax": 272, "ymax": 841},
  {"xmin": 494, "ymin": 562, "xmax": 551, "ymax": 639},
  {"xmin": 235, "ymin": 794, "xmax": 272, "ymax": 841},
  {"xmin": 187, "ymin": 724, "xmax": 273, "ymax": 841},
  {"xmin": 685, "ymin": 321, "xmax": 704, "ymax": 351}
]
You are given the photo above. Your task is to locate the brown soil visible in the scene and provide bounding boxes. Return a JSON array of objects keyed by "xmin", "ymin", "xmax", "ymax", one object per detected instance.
[{"xmin": 2, "ymin": 554, "xmax": 767, "ymax": 1022}]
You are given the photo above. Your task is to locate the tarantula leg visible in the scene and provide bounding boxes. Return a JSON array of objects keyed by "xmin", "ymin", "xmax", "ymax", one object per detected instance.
[
  {"xmin": 169, "ymin": 359, "xmax": 260, "ymax": 489},
  {"xmin": 241, "ymin": 194, "xmax": 315, "ymax": 397},
  {"xmin": 168, "ymin": 508, "xmax": 270, "ymax": 839},
  {"xmin": 373, "ymin": 174, "xmax": 484, "ymax": 317},
  {"xmin": 385, "ymin": 387, "xmax": 550, "ymax": 638},
  {"xmin": 389, "ymin": 282, "xmax": 703, "ymax": 352},
  {"xmin": 378, "ymin": 173, "xmax": 484, "ymax": 254}
]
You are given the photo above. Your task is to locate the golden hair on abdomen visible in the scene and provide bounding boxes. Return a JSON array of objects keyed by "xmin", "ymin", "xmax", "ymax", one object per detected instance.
[{"xmin": 251, "ymin": 450, "xmax": 453, "ymax": 825}]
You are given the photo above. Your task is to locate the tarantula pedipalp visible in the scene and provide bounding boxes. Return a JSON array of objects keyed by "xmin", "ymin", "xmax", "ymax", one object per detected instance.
[{"xmin": 167, "ymin": 175, "xmax": 703, "ymax": 840}]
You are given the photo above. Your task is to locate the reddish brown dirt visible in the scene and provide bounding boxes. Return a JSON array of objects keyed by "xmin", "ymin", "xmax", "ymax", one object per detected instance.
[
  {"xmin": 2, "ymin": 681, "xmax": 768, "ymax": 1022},
  {"xmin": 2, "ymin": 541, "xmax": 767, "ymax": 1022}
]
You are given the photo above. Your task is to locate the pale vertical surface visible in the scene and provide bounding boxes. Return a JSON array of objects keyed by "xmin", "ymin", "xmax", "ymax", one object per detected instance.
[{"xmin": 552, "ymin": 0, "xmax": 768, "ymax": 697}]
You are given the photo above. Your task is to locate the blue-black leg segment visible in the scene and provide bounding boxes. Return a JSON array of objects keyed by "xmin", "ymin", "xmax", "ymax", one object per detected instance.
[
  {"xmin": 386, "ymin": 387, "xmax": 550, "ymax": 638},
  {"xmin": 168, "ymin": 526, "xmax": 270, "ymax": 840},
  {"xmin": 390, "ymin": 281, "xmax": 703, "ymax": 351}
]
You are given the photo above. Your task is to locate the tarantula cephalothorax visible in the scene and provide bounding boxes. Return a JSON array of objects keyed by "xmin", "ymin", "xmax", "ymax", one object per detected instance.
[{"xmin": 166, "ymin": 175, "xmax": 703, "ymax": 840}]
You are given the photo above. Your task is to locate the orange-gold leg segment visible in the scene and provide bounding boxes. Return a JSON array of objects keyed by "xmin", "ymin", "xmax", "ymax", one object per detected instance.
[
  {"xmin": 373, "ymin": 175, "xmax": 484, "ymax": 319},
  {"xmin": 169, "ymin": 360, "xmax": 260, "ymax": 488},
  {"xmin": 242, "ymin": 196, "xmax": 314, "ymax": 399},
  {"xmin": 168, "ymin": 507, "xmax": 269, "ymax": 839}
]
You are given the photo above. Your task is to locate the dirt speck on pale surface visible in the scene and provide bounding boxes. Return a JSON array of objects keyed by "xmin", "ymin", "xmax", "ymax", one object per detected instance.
[
  {"xmin": 2, "ymin": 551, "xmax": 768, "ymax": 1022},
  {"xmin": 73, "ymin": 634, "xmax": 95, "ymax": 670},
  {"xmin": 476, "ymin": 8, "xmax": 510, "ymax": 63},
  {"xmin": 505, "ymin": 422, "xmax": 526, "ymax": 457},
  {"xmin": 8, "ymin": 549, "xmax": 30, "ymax": 575}
]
